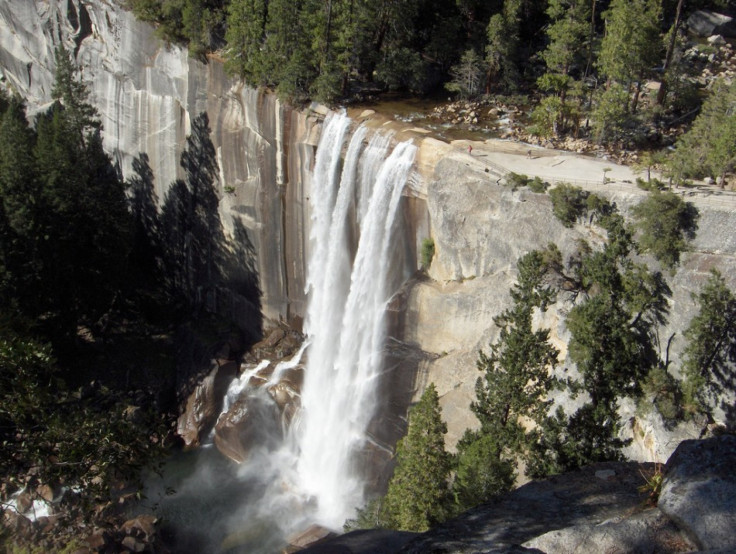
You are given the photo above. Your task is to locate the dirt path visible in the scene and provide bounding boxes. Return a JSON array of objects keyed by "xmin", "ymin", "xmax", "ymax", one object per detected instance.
[{"xmin": 450, "ymin": 138, "xmax": 736, "ymax": 212}]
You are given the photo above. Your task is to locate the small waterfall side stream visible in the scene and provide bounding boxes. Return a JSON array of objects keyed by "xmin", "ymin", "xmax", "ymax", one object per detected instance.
[{"xmin": 143, "ymin": 112, "xmax": 417, "ymax": 552}]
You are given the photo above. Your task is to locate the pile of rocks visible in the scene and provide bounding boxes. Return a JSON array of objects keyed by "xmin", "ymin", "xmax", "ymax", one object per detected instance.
[{"xmin": 430, "ymin": 99, "xmax": 525, "ymax": 134}]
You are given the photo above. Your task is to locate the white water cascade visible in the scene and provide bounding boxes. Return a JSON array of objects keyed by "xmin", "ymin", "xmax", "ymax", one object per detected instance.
[
  {"xmin": 295, "ymin": 112, "xmax": 418, "ymax": 528},
  {"xmin": 148, "ymin": 112, "xmax": 418, "ymax": 550}
]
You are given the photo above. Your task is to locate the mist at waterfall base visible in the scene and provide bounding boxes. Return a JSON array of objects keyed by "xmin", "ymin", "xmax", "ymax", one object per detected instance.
[{"xmin": 141, "ymin": 113, "xmax": 417, "ymax": 553}]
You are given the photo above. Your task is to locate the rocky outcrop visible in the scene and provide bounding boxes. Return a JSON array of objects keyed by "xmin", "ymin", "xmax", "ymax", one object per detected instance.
[
  {"xmin": 213, "ymin": 391, "xmax": 282, "ymax": 463},
  {"xmin": 409, "ymin": 147, "xmax": 736, "ymax": 451},
  {"xmin": 687, "ymin": 10, "xmax": 736, "ymax": 38},
  {"xmin": 301, "ymin": 436, "xmax": 734, "ymax": 553},
  {"xmin": 658, "ymin": 435, "xmax": 736, "ymax": 551},
  {"xmin": 176, "ymin": 359, "xmax": 238, "ymax": 448},
  {"xmin": 212, "ymin": 327, "xmax": 305, "ymax": 462}
]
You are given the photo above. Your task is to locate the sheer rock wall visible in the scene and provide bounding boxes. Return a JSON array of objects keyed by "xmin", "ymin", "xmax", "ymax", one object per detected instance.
[{"xmin": 0, "ymin": 0, "xmax": 313, "ymax": 326}]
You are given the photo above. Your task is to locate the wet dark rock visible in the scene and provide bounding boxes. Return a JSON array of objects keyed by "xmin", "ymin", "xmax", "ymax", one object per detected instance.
[
  {"xmin": 176, "ymin": 359, "xmax": 238, "ymax": 448},
  {"xmin": 287, "ymin": 524, "xmax": 337, "ymax": 550},
  {"xmin": 245, "ymin": 325, "xmax": 303, "ymax": 363},
  {"xmin": 214, "ymin": 392, "xmax": 282, "ymax": 463},
  {"xmin": 267, "ymin": 374, "xmax": 301, "ymax": 425},
  {"xmin": 299, "ymin": 529, "xmax": 419, "ymax": 553}
]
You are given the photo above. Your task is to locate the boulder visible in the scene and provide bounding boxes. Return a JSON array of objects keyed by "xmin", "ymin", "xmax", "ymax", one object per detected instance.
[
  {"xmin": 121, "ymin": 535, "xmax": 145, "ymax": 552},
  {"xmin": 523, "ymin": 509, "xmax": 695, "ymax": 553},
  {"xmin": 400, "ymin": 461, "xmax": 655, "ymax": 553},
  {"xmin": 15, "ymin": 491, "xmax": 33, "ymax": 513},
  {"xmin": 687, "ymin": 10, "xmax": 736, "ymax": 38},
  {"xmin": 214, "ymin": 392, "xmax": 282, "ymax": 463},
  {"xmin": 287, "ymin": 524, "xmax": 336, "ymax": 549},
  {"xmin": 176, "ymin": 360, "xmax": 238, "ymax": 448},
  {"xmin": 267, "ymin": 378, "xmax": 301, "ymax": 425},
  {"xmin": 3, "ymin": 510, "xmax": 32, "ymax": 540},
  {"xmin": 121, "ymin": 514, "xmax": 157, "ymax": 541},
  {"xmin": 84, "ymin": 529, "xmax": 109, "ymax": 550},
  {"xmin": 658, "ymin": 435, "xmax": 736, "ymax": 551}
]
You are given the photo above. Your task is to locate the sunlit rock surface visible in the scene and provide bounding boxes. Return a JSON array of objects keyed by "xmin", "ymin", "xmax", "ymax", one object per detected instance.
[{"xmin": 410, "ymin": 149, "xmax": 736, "ymax": 452}]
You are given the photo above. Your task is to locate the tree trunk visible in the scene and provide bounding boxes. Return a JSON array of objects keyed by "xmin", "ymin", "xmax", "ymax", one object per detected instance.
[
  {"xmin": 657, "ymin": 0, "xmax": 684, "ymax": 106},
  {"xmin": 584, "ymin": 0, "xmax": 597, "ymax": 80},
  {"xmin": 632, "ymin": 74, "xmax": 644, "ymax": 114}
]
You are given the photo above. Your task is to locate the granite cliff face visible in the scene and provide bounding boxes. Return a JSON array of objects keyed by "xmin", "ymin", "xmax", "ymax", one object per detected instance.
[
  {"xmin": 2, "ymin": 0, "xmax": 735, "ymax": 467},
  {"xmin": 411, "ymin": 153, "xmax": 736, "ymax": 453},
  {"xmin": 0, "ymin": 0, "xmax": 313, "ymax": 325}
]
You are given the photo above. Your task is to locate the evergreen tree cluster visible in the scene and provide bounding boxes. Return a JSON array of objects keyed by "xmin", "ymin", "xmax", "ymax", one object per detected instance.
[
  {"xmin": 0, "ymin": 47, "xmax": 173, "ymax": 539},
  {"xmin": 0, "ymin": 47, "xmax": 260, "ymax": 545},
  {"xmin": 0, "ymin": 47, "xmax": 131, "ymax": 344}
]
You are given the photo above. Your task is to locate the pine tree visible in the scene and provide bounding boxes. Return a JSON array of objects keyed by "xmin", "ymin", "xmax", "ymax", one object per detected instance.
[
  {"xmin": 632, "ymin": 190, "xmax": 698, "ymax": 270},
  {"xmin": 263, "ymin": 0, "xmax": 317, "ymax": 99},
  {"xmin": 454, "ymin": 250, "xmax": 560, "ymax": 509},
  {"xmin": 598, "ymin": 0, "xmax": 661, "ymax": 113},
  {"xmin": 446, "ymin": 49, "xmax": 486, "ymax": 99},
  {"xmin": 31, "ymin": 50, "xmax": 131, "ymax": 340},
  {"xmin": 668, "ymin": 79, "xmax": 736, "ymax": 185},
  {"xmin": 563, "ymin": 215, "xmax": 671, "ymax": 468},
  {"xmin": 682, "ymin": 270, "xmax": 736, "ymax": 418},
  {"xmin": 486, "ymin": 0, "xmax": 522, "ymax": 92},
  {"xmin": 534, "ymin": 0, "xmax": 590, "ymax": 136},
  {"xmin": 224, "ymin": 0, "xmax": 269, "ymax": 82},
  {"xmin": 51, "ymin": 46, "xmax": 99, "ymax": 146},
  {"xmin": 381, "ymin": 384, "xmax": 452, "ymax": 532},
  {"xmin": 541, "ymin": 0, "xmax": 590, "ymax": 86}
]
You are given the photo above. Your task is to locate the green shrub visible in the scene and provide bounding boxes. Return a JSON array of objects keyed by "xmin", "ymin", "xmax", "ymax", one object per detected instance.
[
  {"xmin": 421, "ymin": 238, "xmax": 435, "ymax": 270},
  {"xmin": 505, "ymin": 172, "xmax": 529, "ymax": 191},
  {"xmin": 632, "ymin": 190, "xmax": 699, "ymax": 270},
  {"xmin": 549, "ymin": 183, "xmax": 587, "ymax": 227},
  {"xmin": 528, "ymin": 176, "xmax": 549, "ymax": 193},
  {"xmin": 640, "ymin": 366, "xmax": 682, "ymax": 422},
  {"xmin": 636, "ymin": 177, "xmax": 666, "ymax": 192},
  {"xmin": 504, "ymin": 173, "xmax": 548, "ymax": 193}
]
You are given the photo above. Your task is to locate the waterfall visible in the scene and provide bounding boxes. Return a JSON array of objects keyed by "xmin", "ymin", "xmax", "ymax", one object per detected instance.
[
  {"xmin": 154, "ymin": 112, "xmax": 418, "ymax": 550},
  {"xmin": 296, "ymin": 112, "xmax": 417, "ymax": 528}
]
